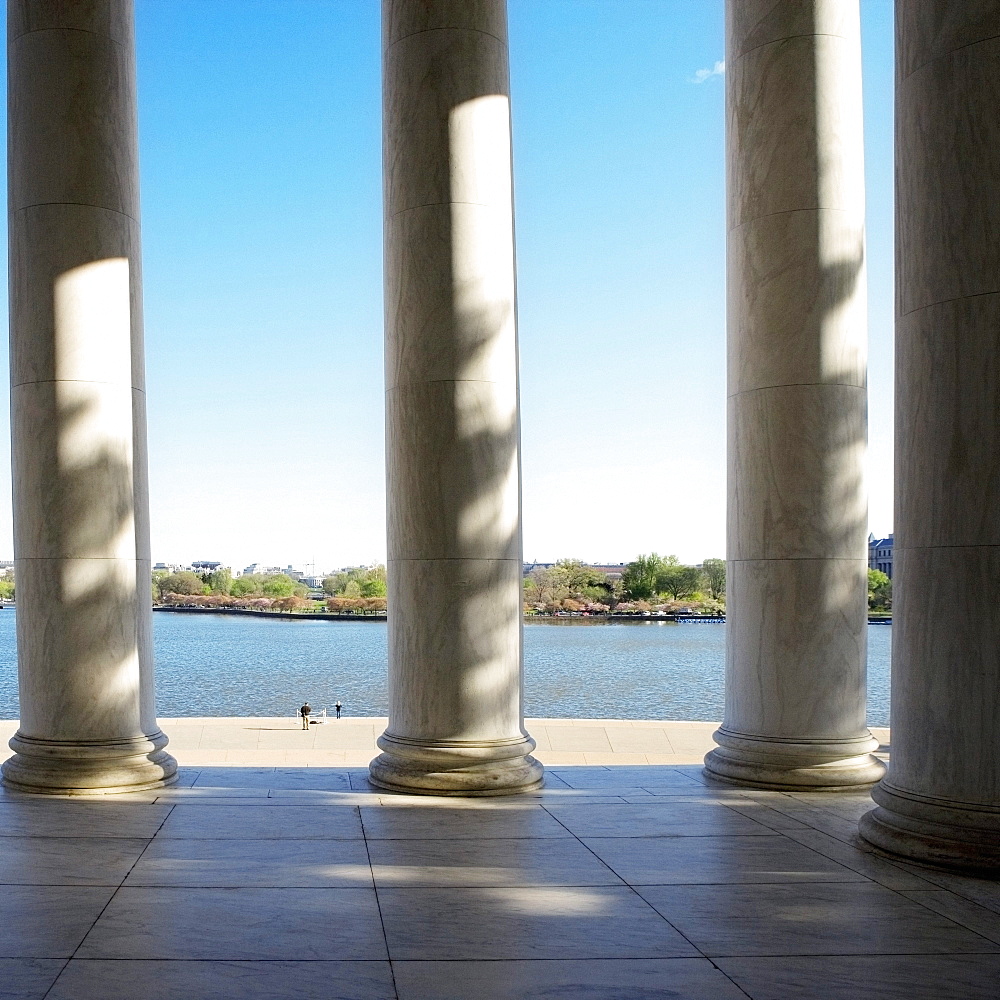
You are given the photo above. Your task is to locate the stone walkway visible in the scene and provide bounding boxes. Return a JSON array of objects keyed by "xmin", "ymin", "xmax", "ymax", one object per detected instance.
[
  {"xmin": 0, "ymin": 717, "xmax": 891, "ymax": 769},
  {"xmin": 0, "ymin": 720, "xmax": 997, "ymax": 999}
]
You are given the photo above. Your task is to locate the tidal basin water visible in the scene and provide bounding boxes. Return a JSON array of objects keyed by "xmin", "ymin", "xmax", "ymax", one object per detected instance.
[{"xmin": 0, "ymin": 611, "xmax": 892, "ymax": 725}]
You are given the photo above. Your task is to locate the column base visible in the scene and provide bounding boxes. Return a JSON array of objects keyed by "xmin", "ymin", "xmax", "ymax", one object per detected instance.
[
  {"xmin": 1, "ymin": 730, "xmax": 178, "ymax": 795},
  {"xmin": 704, "ymin": 727, "xmax": 885, "ymax": 790},
  {"xmin": 859, "ymin": 781, "xmax": 1000, "ymax": 873},
  {"xmin": 369, "ymin": 731, "xmax": 544, "ymax": 796}
]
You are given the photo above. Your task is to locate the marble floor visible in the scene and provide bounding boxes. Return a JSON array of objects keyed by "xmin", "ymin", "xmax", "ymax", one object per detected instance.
[{"xmin": 0, "ymin": 744, "xmax": 998, "ymax": 999}]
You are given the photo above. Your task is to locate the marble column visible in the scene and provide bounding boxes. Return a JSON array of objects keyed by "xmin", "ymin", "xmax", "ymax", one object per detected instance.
[
  {"xmin": 704, "ymin": 0, "xmax": 884, "ymax": 789},
  {"xmin": 370, "ymin": 0, "xmax": 542, "ymax": 795},
  {"xmin": 2, "ymin": 0, "xmax": 176, "ymax": 793},
  {"xmin": 859, "ymin": 3, "xmax": 1000, "ymax": 869}
]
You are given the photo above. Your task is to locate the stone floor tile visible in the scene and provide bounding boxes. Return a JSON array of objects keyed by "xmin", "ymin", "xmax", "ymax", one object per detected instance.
[
  {"xmin": 544, "ymin": 727, "xmax": 614, "ymax": 753},
  {"xmin": 583, "ymin": 753, "xmax": 651, "ymax": 765},
  {"xmin": 533, "ymin": 752, "xmax": 590, "ymax": 765},
  {"xmin": 265, "ymin": 769, "xmax": 355, "ymax": 791},
  {"xmin": 0, "ymin": 800, "xmax": 172, "ymax": 839},
  {"xmin": 46, "ymin": 960, "xmax": 396, "ymax": 1000},
  {"xmin": 191, "ymin": 768, "xmax": 277, "ymax": 786},
  {"xmin": 360, "ymin": 805, "xmax": 571, "ymax": 840},
  {"xmin": 779, "ymin": 827, "xmax": 939, "ymax": 889},
  {"xmin": 892, "ymin": 865, "xmax": 1000, "ymax": 915},
  {"xmin": 124, "ymin": 837, "xmax": 373, "ymax": 888},
  {"xmin": 0, "ymin": 886, "xmax": 115, "ymax": 958},
  {"xmin": 164, "ymin": 784, "xmax": 271, "ymax": 799},
  {"xmin": 638, "ymin": 882, "xmax": 1000, "ymax": 956},
  {"xmin": 900, "ymin": 889, "xmax": 1000, "ymax": 945},
  {"xmin": 77, "ymin": 887, "xmax": 388, "ymax": 960},
  {"xmin": 584, "ymin": 833, "xmax": 867, "ymax": 885},
  {"xmin": 715, "ymin": 954, "xmax": 1000, "ymax": 1000},
  {"xmin": 378, "ymin": 885, "xmax": 698, "ymax": 960},
  {"xmin": 547, "ymin": 767, "xmax": 700, "ymax": 790},
  {"xmin": 155, "ymin": 804, "xmax": 364, "ymax": 839},
  {"xmin": 368, "ymin": 837, "xmax": 622, "ymax": 888},
  {"xmin": 392, "ymin": 958, "xmax": 750, "ymax": 1000},
  {"xmin": 0, "ymin": 837, "xmax": 149, "ymax": 886},
  {"xmin": 0, "ymin": 958, "xmax": 65, "ymax": 999},
  {"xmin": 544, "ymin": 799, "xmax": 775, "ymax": 839},
  {"xmin": 604, "ymin": 728, "xmax": 673, "ymax": 754},
  {"xmin": 720, "ymin": 797, "xmax": 814, "ymax": 832},
  {"xmin": 542, "ymin": 771, "xmax": 571, "ymax": 788}
]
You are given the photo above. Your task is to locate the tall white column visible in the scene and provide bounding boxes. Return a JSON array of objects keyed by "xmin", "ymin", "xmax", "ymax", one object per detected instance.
[
  {"xmin": 705, "ymin": 0, "xmax": 883, "ymax": 789},
  {"xmin": 860, "ymin": 3, "xmax": 1000, "ymax": 869},
  {"xmin": 2, "ymin": 0, "xmax": 175, "ymax": 793},
  {"xmin": 369, "ymin": 0, "xmax": 542, "ymax": 794}
]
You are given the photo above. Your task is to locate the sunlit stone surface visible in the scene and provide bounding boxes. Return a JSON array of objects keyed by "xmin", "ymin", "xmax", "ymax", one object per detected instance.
[
  {"xmin": 372, "ymin": 0, "xmax": 541, "ymax": 794},
  {"xmin": 0, "ymin": 730, "xmax": 995, "ymax": 999},
  {"xmin": 859, "ymin": 1, "xmax": 1000, "ymax": 871},
  {"xmin": 2, "ymin": 0, "xmax": 175, "ymax": 793},
  {"xmin": 705, "ymin": 0, "xmax": 883, "ymax": 789}
]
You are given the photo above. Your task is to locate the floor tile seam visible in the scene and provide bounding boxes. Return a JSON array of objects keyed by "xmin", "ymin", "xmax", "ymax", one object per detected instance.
[
  {"xmin": 0, "ymin": 834, "xmax": 162, "ymax": 840},
  {"xmin": 704, "ymin": 956, "xmax": 756, "ymax": 999},
  {"xmin": 119, "ymin": 883, "xmax": 382, "ymax": 889},
  {"xmin": 701, "ymin": 948, "xmax": 1000, "ymax": 958},
  {"xmin": 151, "ymin": 836, "xmax": 368, "ymax": 841},
  {"xmin": 64, "ymin": 805, "xmax": 175, "ymax": 965},
  {"xmin": 896, "ymin": 888, "xmax": 1000, "ymax": 946},
  {"xmin": 537, "ymin": 801, "xmax": 715, "ymax": 960},
  {"xmin": 37, "ymin": 956, "xmax": 72, "ymax": 1000},
  {"xmin": 777, "ymin": 826, "xmax": 943, "ymax": 888},
  {"xmin": 362, "ymin": 814, "xmax": 400, "ymax": 995}
]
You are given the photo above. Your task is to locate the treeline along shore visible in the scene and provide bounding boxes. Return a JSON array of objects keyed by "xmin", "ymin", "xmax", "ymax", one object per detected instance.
[{"xmin": 147, "ymin": 552, "xmax": 891, "ymax": 617}]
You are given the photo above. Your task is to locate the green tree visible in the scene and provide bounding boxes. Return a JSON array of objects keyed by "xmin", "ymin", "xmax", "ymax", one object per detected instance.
[
  {"xmin": 702, "ymin": 558, "xmax": 726, "ymax": 600},
  {"xmin": 230, "ymin": 575, "xmax": 261, "ymax": 597},
  {"xmin": 205, "ymin": 568, "xmax": 232, "ymax": 595},
  {"xmin": 868, "ymin": 569, "xmax": 892, "ymax": 611},
  {"xmin": 261, "ymin": 574, "xmax": 296, "ymax": 598},
  {"xmin": 360, "ymin": 577, "xmax": 387, "ymax": 598},
  {"xmin": 322, "ymin": 574, "xmax": 346, "ymax": 596},
  {"xmin": 554, "ymin": 559, "xmax": 612, "ymax": 601},
  {"xmin": 656, "ymin": 563, "xmax": 704, "ymax": 600},
  {"xmin": 0, "ymin": 580, "xmax": 14, "ymax": 601},
  {"xmin": 161, "ymin": 571, "xmax": 207, "ymax": 596},
  {"xmin": 622, "ymin": 553, "xmax": 673, "ymax": 600},
  {"xmin": 151, "ymin": 569, "xmax": 169, "ymax": 602}
]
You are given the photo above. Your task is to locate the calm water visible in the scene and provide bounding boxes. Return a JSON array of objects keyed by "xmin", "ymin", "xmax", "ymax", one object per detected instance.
[{"xmin": 0, "ymin": 610, "xmax": 892, "ymax": 725}]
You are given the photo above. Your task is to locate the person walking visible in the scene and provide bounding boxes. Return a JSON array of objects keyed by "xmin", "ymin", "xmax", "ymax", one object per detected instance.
[
  {"xmin": 299, "ymin": 702, "xmax": 311, "ymax": 730},
  {"xmin": 335, "ymin": 701, "xmax": 342, "ymax": 720}
]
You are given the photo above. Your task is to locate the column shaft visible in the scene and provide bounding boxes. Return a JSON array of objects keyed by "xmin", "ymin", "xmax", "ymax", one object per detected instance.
[
  {"xmin": 860, "ymin": 1, "xmax": 1000, "ymax": 870},
  {"xmin": 2, "ymin": 0, "xmax": 175, "ymax": 793},
  {"xmin": 369, "ymin": 0, "xmax": 542, "ymax": 794},
  {"xmin": 705, "ymin": 0, "xmax": 883, "ymax": 788}
]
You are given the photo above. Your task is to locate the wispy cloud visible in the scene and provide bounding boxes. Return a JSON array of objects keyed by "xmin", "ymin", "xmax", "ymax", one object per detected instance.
[{"xmin": 691, "ymin": 60, "xmax": 725, "ymax": 84}]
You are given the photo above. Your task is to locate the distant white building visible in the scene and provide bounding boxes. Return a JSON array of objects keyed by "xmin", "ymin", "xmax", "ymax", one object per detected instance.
[{"xmin": 868, "ymin": 534, "xmax": 894, "ymax": 579}]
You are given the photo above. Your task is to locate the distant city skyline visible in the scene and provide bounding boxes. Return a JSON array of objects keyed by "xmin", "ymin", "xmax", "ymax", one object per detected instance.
[{"xmin": 0, "ymin": 1, "xmax": 895, "ymax": 569}]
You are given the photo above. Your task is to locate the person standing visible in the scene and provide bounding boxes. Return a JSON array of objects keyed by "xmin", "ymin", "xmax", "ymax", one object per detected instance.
[
  {"xmin": 299, "ymin": 702, "xmax": 311, "ymax": 730},
  {"xmin": 335, "ymin": 701, "xmax": 342, "ymax": 720}
]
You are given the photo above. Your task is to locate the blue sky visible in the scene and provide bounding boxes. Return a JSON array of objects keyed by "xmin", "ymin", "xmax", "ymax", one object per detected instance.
[{"xmin": 0, "ymin": 0, "xmax": 895, "ymax": 571}]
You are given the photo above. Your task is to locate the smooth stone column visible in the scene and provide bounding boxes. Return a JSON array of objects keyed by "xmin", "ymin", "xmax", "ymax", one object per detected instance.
[
  {"xmin": 2, "ymin": 0, "xmax": 176, "ymax": 793},
  {"xmin": 704, "ymin": 0, "xmax": 884, "ymax": 789},
  {"xmin": 370, "ymin": 0, "xmax": 542, "ymax": 795},
  {"xmin": 859, "ymin": 3, "xmax": 1000, "ymax": 870}
]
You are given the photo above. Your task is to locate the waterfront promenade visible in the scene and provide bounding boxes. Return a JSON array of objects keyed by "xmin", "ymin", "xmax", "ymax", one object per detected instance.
[{"xmin": 0, "ymin": 716, "xmax": 891, "ymax": 769}]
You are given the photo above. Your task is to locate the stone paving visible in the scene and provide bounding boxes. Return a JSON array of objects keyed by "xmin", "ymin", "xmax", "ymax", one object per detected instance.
[
  {"xmin": 0, "ymin": 717, "xmax": 889, "ymax": 769},
  {"xmin": 0, "ymin": 720, "xmax": 996, "ymax": 998}
]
